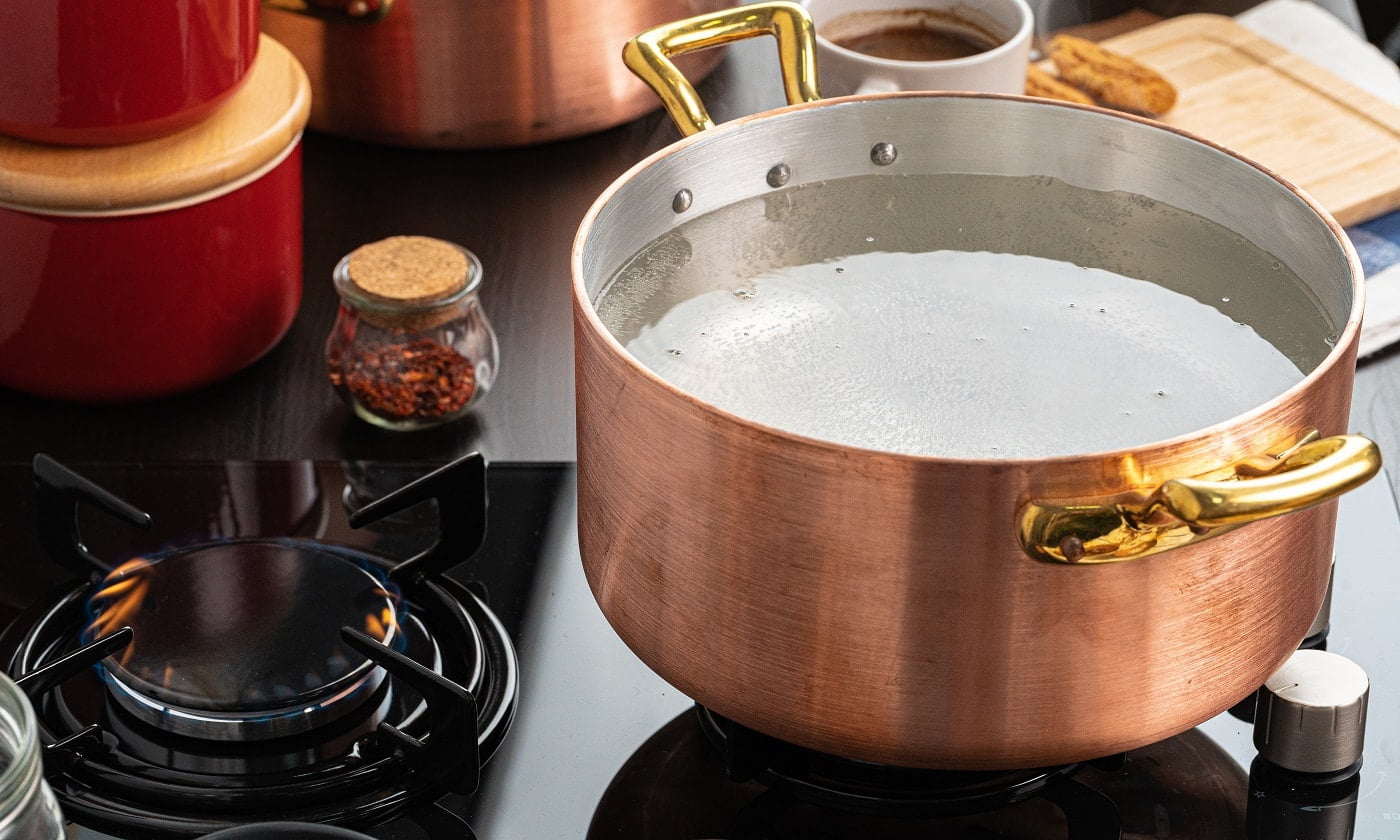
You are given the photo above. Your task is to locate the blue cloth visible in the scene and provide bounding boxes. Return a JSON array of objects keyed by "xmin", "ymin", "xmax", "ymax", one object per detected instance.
[{"xmin": 1347, "ymin": 210, "xmax": 1400, "ymax": 277}]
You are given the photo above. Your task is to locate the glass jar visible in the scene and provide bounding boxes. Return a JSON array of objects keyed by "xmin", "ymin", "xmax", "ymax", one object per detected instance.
[
  {"xmin": 0, "ymin": 673, "xmax": 64, "ymax": 840},
  {"xmin": 326, "ymin": 236, "xmax": 499, "ymax": 431}
]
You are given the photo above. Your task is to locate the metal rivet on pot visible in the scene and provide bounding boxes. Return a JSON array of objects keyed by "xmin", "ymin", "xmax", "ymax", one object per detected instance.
[
  {"xmin": 870, "ymin": 142, "xmax": 898, "ymax": 166},
  {"xmin": 672, "ymin": 189, "xmax": 693, "ymax": 214},
  {"xmin": 766, "ymin": 164, "xmax": 791, "ymax": 188}
]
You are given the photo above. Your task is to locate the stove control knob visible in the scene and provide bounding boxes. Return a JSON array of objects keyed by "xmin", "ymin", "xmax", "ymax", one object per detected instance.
[{"xmin": 1254, "ymin": 649, "xmax": 1368, "ymax": 775}]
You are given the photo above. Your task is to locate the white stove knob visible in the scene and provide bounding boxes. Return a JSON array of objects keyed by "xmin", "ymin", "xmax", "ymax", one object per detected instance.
[{"xmin": 1253, "ymin": 649, "xmax": 1368, "ymax": 775}]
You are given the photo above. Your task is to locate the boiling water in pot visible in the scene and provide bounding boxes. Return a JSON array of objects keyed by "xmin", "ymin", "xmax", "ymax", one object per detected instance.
[{"xmin": 595, "ymin": 173, "xmax": 1337, "ymax": 458}]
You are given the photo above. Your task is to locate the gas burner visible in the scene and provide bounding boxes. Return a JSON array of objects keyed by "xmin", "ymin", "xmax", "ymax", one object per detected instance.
[
  {"xmin": 2, "ymin": 454, "xmax": 517, "ymax": 838},
  {"xmin": 200, "ymin": 823, "xmax": 378, "ymax": 839},
  {"xmin": 86, "ymin": 540, "xmax": 406, "ymax": 741},
  {"xmin": 695, "ymin": 706, "xmax": 1124, "ymax": 837},
  {"xmin": 191, "ymin": 803, "xmax": 482, "ymax": 839},
  {"xmin": 589, "ymin": 707, "xmax": 1249, "ymax": 839},
  {"xmin": 695, "ymin": 706, "xmax": 1120, "ymax": 822}
]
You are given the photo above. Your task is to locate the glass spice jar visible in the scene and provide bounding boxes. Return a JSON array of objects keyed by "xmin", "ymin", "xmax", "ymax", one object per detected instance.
[
  {"xmin": 0, "ymin": 672, "xmax": 65, "ymax": 840},
  {"xmin": 326, "ymin": 236, "xmax": 499, "ymax": 431}
]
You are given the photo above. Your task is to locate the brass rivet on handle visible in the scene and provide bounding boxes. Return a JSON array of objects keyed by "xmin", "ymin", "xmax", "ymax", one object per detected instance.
[
  {"xmin": 1059, "ymin": 536, "xmax": 1086, "ymax": 563},
  {"xmin": 871, "ymin": 142, "xmax": 898, "ymax": 166},
  {"xmin": 672, "ymin": 189, "xmax": 693, "ymax": 213},
  {"xmin": 766, "ymin": 164, "xmax": 791, "ymax": 188}
]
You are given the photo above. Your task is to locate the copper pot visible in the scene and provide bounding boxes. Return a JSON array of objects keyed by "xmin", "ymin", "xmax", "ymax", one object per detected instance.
[
  {"xmin": 262, "ymin": 0, "xmax": 730, "ymax": 148},
  {"xmin": 571, "ymin": 3, "xmax": 1382, "ymax": 770}
]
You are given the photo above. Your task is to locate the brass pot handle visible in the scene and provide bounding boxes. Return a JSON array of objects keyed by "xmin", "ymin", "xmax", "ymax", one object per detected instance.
[
  {"xmin": 1017, "ymin": 432, "xmax": 1382, "ymax": 564},
  {"xmin": 263, "ymin": 0, "xmax": 393, "ymax": 22},
  {"xmin": 623, "ymin": 1, "xmax": 821, "ymax": 136}
]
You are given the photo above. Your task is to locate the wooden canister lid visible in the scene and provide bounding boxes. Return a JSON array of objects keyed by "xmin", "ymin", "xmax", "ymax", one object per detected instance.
[{"xmin": 0, "ymin": 35, "xmax": 311, "ymax": 216}]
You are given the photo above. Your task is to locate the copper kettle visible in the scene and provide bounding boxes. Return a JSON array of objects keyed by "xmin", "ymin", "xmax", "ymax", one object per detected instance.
[{"xmin": 263, "ymin": 0, "xmax": 730, "ymax": 148}]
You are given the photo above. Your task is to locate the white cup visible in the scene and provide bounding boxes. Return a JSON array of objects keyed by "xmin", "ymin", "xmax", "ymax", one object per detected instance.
[{"xmin": 804, "ymin": 0, "xmax": 1034, "ymax": 96}]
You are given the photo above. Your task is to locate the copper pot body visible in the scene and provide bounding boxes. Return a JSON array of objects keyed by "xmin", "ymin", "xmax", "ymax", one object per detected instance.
[
  {"xmin": 571, "ymin": 94, "xmax": 1371, "ymax": 769},
  {"xmin": 261, "ymin": 0, "xmax": 729, "ymax": 148}
]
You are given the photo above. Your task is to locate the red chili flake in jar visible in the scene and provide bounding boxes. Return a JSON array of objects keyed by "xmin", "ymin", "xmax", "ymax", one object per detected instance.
[{"xmin": 331, "ymin": 339, "xmax": 477, "ymax": 421}]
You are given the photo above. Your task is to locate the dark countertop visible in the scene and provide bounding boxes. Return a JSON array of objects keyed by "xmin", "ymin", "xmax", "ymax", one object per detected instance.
[
  {"xmin": 0, "ymin": 42, "xmax": 789, "ymax": 466},
  {"xmin": 0, "ymin": 101, "xmax": 660, "ymax": 465},
  {"xmin": 3, "ymin": 35, "xmax": 1400, "ymax": 497}
]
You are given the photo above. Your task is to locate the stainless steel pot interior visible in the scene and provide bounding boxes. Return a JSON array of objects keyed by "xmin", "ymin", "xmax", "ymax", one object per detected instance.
[{"xmin": 580, "ymin": 95, "xmax": 1356, "ymax": 360}]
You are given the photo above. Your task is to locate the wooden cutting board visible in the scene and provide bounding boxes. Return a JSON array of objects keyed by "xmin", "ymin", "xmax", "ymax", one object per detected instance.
[{"xmin": 1091, "ymin": 13, "xmax": 1400, "ymax": 226}]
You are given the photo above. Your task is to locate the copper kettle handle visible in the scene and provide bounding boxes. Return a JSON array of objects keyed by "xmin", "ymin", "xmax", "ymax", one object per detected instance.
[
  {"xmin": 1018, "ymin": 431, "xmax": 1382, "ymax": 564},
  {"xmin": 263, "ymin": 0, "xmax": 393, "ymax": 22},
  {"xmin": 623, "ymin": 1, "xmax": 821, "ymax": 136}
]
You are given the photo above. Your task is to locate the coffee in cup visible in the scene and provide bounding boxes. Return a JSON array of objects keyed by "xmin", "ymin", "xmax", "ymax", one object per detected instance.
[
  {"xmin": 804, "ymin": 0, "xmax": 1034, "ymax": 96},
  {"xmin": 823, "ymin": 8, "xmax": 1006, "ymax": 62}
]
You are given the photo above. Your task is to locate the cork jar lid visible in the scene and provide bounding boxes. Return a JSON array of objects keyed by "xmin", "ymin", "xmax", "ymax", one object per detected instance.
[
  {"xmin": 346, "ymin": 236, "xmax": 472, "ymax": 304},
  {"xmin": 333, "ymin": 236, "xmax": 484, "ymax": 331},
  {"xmin": 0, "ymin": 35, "xmax": 310, "ymax": 216}
]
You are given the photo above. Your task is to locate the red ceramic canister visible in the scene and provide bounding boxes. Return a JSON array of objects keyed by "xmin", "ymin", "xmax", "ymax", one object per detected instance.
[
  {"xmin": 0, "ymin": 36, "xmax": 310, "ymax": 402},
  {"xmin": 0, "ymin": 0, "xmax": 261, "ymax": 145}
]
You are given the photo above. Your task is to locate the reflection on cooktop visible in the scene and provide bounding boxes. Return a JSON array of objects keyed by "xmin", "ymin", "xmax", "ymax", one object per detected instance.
[
  {"xmin": 0, "ymin": 460, "xmax": 1395, "ymax": 839},
  {"xmin": 590, "ymin": 707, "xmax": 1248, "ymax": 839}
]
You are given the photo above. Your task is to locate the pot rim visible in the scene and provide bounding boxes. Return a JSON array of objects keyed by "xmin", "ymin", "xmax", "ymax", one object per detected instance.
[{"xmin": 572, "ymin": 91, "xmax": 1366, "ymax": 468}]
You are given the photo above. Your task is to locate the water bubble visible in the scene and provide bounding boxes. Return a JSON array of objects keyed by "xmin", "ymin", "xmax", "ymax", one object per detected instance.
[
  {"xmin": 1325, "ymin": 332, "xmax": 1340, "ymax": 347},
  {"xmin": 1271, "ymin": 261, "xmax": 1281, "ymax": 269},
  {"xmin": 733, "ymin": 288, "xmax": 756, "ymax": 300},
  {"xmin": 666, "ymin": 348, "xmax": 683, "ymax": 356},
  {"xmin": 835, "ymin": 267, "xmax": 845, "ymax": 274},
  {"xmin": 1069, "ymin": 303, "xmax": 1077, "ymax": 308},
  {"xmin": 1221, "ymin": 296, "xmax": 1231, "ymax": 302},
  {"xmin": 1020, "ymin": 327, "xmax": 1029, "ymax": 332},
  {"xmin": 864, "ymin": 235, "xmax": 875, "ymax": 243},
  {"xmin": 1098, "ymin": 308, "xmax": 1106, "ymax": 314},
  {"xmin": 1156, "ymin": 390, "xmax": 1167, "ymax": 397}
]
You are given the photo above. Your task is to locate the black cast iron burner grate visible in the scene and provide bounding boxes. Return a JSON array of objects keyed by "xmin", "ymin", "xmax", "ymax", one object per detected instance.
[
  {"xmin": 697, "ymin": 706, "xmax": 1125, "ymax": 839},
  {"xmin": 2, "ymin": 454, "xmax": 516, "ymax": 839}
]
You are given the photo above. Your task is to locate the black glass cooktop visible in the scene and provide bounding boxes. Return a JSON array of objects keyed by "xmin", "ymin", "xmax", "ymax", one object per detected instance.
[{"xmin": 0, "ymin": 460, "xmax": 1397, "ymax": 839}]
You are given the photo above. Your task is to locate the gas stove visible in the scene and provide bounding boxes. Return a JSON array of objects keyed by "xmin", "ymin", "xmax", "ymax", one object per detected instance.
[{"xmin": 0, "ymin": 458, "xmax": 1396, "ymax": 839}]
